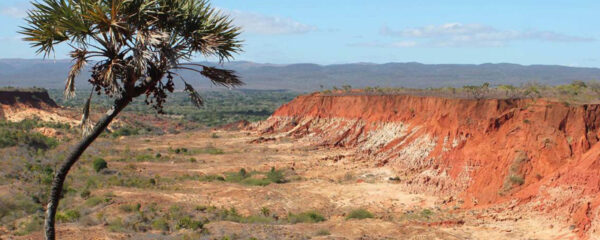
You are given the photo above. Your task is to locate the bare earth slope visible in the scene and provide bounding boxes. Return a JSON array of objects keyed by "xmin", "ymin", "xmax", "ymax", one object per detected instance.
[{"xmin": 254, "ymin": 92, "xmax": 600, "ymax": 239}]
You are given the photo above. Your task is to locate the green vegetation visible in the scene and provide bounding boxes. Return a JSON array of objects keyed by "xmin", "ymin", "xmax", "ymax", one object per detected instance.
[
  {"xmin": 287, "ymin": 210, "xmax": 326, "ymax": 223},
  {"xmin": 500, "ymin": 151, "xmax": 529, "ymax": 194},
  {"xmin": 200, "ymin": 168, "xmax": 291, "ymax": 186},
  {"xmin": 92, "ymin": 158, "xmax": 108, "ymax": 173},
  {"xmin": 323, "ymin": 81, "xmax": 600, "ymax": 104},
  {"xmin": 50, "ymin": 89, "xmax": 298, "ymax": 128},
  {"xmin": 346, "ymin": 208, "xmax": 374, "ymax": 220},
  {"xmin": 119, "ymin": 203, "xmax": 141, "ymax": 213},
  {"xmin": 56, "ymin": 209, "xmax": 81, "ymax": 223},
  {"xmin": 0, "ymin": 119, "xmax": 62, "ymax": 150},
  {"xmin": 509, "ymin": 175, "xmax": 525, "ymax": 185},
  {"xmin": 110, "ymin": 126, "xmax": 140, "ymax": 138}
]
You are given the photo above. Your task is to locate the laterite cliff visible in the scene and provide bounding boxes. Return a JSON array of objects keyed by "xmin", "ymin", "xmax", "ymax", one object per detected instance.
[{"xmin": 255, "ymin": 92, "xmax": 600, "ymax": 238}]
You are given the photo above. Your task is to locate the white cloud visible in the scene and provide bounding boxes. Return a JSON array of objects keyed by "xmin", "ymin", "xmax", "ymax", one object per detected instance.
[
  {"xmin": 1, "ymin": 6, "xmax": 27, "ymax": 18},
  {"xmin": 380, "ymin": 23, "xmax": 595, "ymax": 47},
  {"xmin": 225, "ymin": 10, "xmax": 317, "ymax": 35}
]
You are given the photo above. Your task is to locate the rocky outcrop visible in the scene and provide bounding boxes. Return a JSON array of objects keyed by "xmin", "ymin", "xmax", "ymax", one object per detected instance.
[
  {"xmin": 254, "ymin": 92, "xmax": 600, "ymax": 238},
  {"xmin": 0, "ymin": 88, "xmax": 58, "ymax": 108}
]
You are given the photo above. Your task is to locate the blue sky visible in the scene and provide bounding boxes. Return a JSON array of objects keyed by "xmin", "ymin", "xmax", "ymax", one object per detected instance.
[{"xmin": 0, "ymin": 0, "xmax": 599, "ymax": 67}]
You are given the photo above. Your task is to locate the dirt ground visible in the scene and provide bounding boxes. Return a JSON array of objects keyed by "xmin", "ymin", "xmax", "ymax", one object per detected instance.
[{"xmin": 13, "ymin": 130, "xmax": 577, "ymax": 240}]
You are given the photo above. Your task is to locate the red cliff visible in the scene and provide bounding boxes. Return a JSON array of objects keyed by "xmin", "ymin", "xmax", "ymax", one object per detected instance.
[{"xmin": 255, "ymin": 92, "xmax": 600, "ymax": 238}]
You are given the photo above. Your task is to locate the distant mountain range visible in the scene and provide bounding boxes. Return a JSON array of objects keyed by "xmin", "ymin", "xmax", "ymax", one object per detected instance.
[{"xmin": 1, "ymin": 59, "xmax": 600, "ymax": 91}]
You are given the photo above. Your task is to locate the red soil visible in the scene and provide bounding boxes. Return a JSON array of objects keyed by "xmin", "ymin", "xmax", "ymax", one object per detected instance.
[{"xmin": 255, "ymin": 92, "xmax": 600, "ymax": 238}]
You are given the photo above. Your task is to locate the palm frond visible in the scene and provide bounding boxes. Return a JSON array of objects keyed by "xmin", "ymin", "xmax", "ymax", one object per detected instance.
[
  {"xmin": 80, "ymin": 90, "xmax": 94, "ymax": 136},
  {"xmin": 65, "ymin": 48, "xmax": 88, "ymax": 99},
  {"xmin": 200, "ymin": 66, "xmax": 242, "ymax": 88},
  {"xmin": 183, "ymin": 81, "xmax": 204, "ymax": 108}
]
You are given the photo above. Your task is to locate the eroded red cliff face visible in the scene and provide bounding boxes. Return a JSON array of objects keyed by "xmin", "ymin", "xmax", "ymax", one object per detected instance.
[{"xmin": 254, "ymin": 92, "xmax": 600, "ymax": 238}]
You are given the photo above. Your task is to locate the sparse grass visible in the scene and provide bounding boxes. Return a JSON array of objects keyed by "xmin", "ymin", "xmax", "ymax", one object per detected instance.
[
  {"xmin": 315, "ymin": 229, "xmax": 331, "ymax": 236},
  {"xmin": 119, "ymin": 203, "xmax": 141, "ymax": 213},
  {"xmin": 287, "ymin": 210, "xmax": 326, "ymax": 224},
  {"xmin": 196, "ymin": 146, "xmax": 225, "ymax": 155},
  {"xmin": 200, "ymin": 167, "xmax": 291, "ymax": 186},
  {"xmin": 346, "ymin": 208, "xmax": 374, "ymax": 220},
  {"xmin": 152, "ymin": 218, "xmax": 170, "ymax": 231},
  {"xmin": 85, "ymin": 196, "xmax": 104, "ymax": 207},
  {"xmin": 15, "ymin": 216, "xmax": 43, "ymax": 236},
  {"xmin": 107, "ymin": 217, "xmax": 126, "ymax": 232}
]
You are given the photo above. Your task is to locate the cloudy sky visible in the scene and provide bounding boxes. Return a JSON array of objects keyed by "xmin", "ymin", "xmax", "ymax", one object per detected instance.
[{"xmin": 0, "ymin": 0, "xmax": 598, "ymax": 67}]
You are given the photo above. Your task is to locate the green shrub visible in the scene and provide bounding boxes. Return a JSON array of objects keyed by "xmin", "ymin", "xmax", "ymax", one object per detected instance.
[
  {"xmin": 92, "ymin": 158, "xmax": 108, "ymax": 172},
  {"xmin": 108, "ymin": 218, "xmax": 125, "ymax": 232},
  {"xmin": 219, "ymin": 207, "xmax": 243, "ymax": 222},
  {"xmin": 152, "ymin": 218, "xmax": 169, "ymax": 231},
  {"xmin": 242, "ymin": 215, "xmax": 274, "ymax": 224},
  {"xmin": 287, "ymin": 210, "xmax": 326, "ymax": 224},
  {"xmin": 260, "ymin": 207, "xmax": 271, "ymax": 216},
  {"xmin": 176, "ymin": 216, "xmax": 203, "ymax": 230},
  {"xmin": 199, "ymin": 174, "xmax": 225, "ymax": 182},
  {"xmin": 509, "ymin": 175, "xmax": 525, "ymax": 185},
  {"xmin": 420, "ymin": 209, "xmax": 433, "ymax": 218},
  {"xmin": 266, "ymin": 167, "xmax": 287, "ymax": 183},
  {"xmin": 56, "ymin": 209, "xmax": 80, "ymax": 223},
  {"xmin": 80, "ymin": 189, "xmax": 91, "ymax": 199},
  {"xmin": 346, "ymin": 209, "xmax": 374, "ymax": 220},
  {"xmin": 119, "ymin": 203, "xmax": 141, "ymax": 213},
  {"xmin": 111, "ymin": 126, "xmax": 140, "ymax": 138}
]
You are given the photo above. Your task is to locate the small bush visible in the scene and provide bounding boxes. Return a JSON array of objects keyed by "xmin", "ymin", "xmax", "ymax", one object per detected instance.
[
  {"xmin": 266, "ymin": 167, "xmax": 287, "ymax": 183},
  {"xmin": 92, "ymin": 158, "xmax": 108, "ymax": 172},
  {"xmin": 260, "ymin": 207, "xmax": 271, "ymax": 216},
  {"xmin": 56, "ymin": 209, "xmax": 80, "ymax": 223},
  {"xmin": 152, "ymin": 218, "xmax": 170, "ymax": 231},
  {"xmin": 108, "ymin": 218, "xmax": 125, "ymax": 232},
  {"xmin": 176, "ymin": 216, "xmax": 203, "ymax": 230},
  {"xmin": 111, "ymin": 126, "xmax": 140, "ymax": 138},
  {"xmin": 119, "ymin": 203, "xmax": 141, "ymax": 213},
  {"xmin": 346, "ymin": 209, "xmax": 374, "ymax": 220},
  {"xmin": 243, "ymin": 215, "xmax": 274, "ymax": 224},
  {"xmin": 509, "ymin": 175, "xmax": 525, "ymax": 185},
  {"xmin": 199, "ymin": 174, "xmax": 225, "ymax": 182},
  {"xmin": 287, "ymin": 210, "xmax": 326, "ymax": 224},
  {"xmin": 420, "ymin": 209, "xmax": 433, "ymax": 218},
  {"xmin": 80, "ymin": 189, "xmax": 91, "ymax": 199}
]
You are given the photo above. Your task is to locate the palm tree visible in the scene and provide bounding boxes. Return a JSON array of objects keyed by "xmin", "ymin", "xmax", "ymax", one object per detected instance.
[{"xmin": 20, "ymin": 0, "xmax": 242, "ymax": 239}]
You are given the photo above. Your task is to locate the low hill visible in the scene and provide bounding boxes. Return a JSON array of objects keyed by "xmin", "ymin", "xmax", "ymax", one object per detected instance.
[{"xmin": 2, "ymin": 59, "xmax": 600, "ymax": 91}]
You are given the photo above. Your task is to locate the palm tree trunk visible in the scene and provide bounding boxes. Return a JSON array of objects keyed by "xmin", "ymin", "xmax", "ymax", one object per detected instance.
[{"xmin": 44, "ymin": 96, "xmax": 130, "ymax": 240}]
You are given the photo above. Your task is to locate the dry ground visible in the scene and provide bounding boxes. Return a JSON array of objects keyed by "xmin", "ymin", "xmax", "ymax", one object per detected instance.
[{"xmin": 12, "ymin": 130, "xmax": 576, "ymax": 240}]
